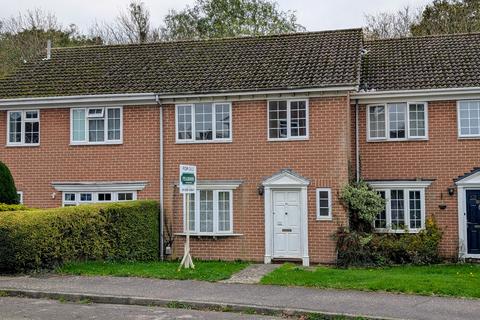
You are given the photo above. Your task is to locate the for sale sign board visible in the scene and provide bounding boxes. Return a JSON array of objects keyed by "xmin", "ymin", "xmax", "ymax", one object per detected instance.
[{"xmin": 179, "ymin": 164, "xmax": 196, "ymax": 194}]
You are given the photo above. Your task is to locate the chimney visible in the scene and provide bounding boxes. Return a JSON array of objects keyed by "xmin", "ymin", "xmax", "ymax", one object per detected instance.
[{"xmin": 46, "ymin": 40, "xmax": 52, "ymax": 60}]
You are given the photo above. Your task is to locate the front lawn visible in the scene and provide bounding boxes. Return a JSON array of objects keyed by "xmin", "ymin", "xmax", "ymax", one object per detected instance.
[
  {"xmin": 261, "ymin": 263, "xmax": 480, "ymax": 298},
  {"xmin": 57, "ymin": 260, "xmax": 248, "ymax": 282}
]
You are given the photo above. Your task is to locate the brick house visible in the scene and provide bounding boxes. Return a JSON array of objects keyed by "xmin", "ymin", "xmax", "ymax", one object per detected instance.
[{"xmin": 1, "ymin": 29, "xmax": 479, "ymax": 265}]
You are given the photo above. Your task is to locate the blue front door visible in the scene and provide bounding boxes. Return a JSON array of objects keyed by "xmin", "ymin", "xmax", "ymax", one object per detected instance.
[{"xmin": 466, "ymin": 190, "xmax": 480, "ymax": 254}]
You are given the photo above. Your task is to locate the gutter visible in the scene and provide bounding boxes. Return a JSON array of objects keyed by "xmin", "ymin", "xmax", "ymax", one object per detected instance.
[
  {"xmin": 156, "ymin": 94, "xmax": 164, "ymax": 260},
  {"xmin": 0, "ymin": 93, "xmax": 158, "ymax": 109},
  {"xmin": 352, "ymin": 87, "xmax": 480, "ymax": 103}
]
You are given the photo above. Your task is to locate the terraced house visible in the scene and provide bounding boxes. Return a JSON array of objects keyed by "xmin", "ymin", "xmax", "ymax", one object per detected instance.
[{"xmin": 1, "ymin": 28, "xmax": 480, "ymax": 265}]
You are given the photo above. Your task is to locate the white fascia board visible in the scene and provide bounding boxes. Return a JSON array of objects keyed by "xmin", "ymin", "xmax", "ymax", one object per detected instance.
[
  {"xmin": 159, "ymin": 86, "xmax": 357, "ymax": 103},
  {"xmin": 52, "ymin": 181, "xmax": 148, "ymax": 192},
  {"xmin": 368, "ymin": 180, "xmax": 433, "ymax": 189},
  {"xmin": 0, "ymin": 93, "xmax": 158, "ymax": 110},
  {"xmin": 352, "ymin": 87, "xmax": 480, "ymax": 104}
]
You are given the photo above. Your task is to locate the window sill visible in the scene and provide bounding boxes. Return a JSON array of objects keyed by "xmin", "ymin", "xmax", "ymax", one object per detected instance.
[
  {"xmin": 5, "ymin": 144, "xmax": 40, "ymax": 148},
  {"xmin": 374, "ymin": 228, "xmax": 423, "ymax": 234},
  {"xmin": 458, "ymin": 136, "xmax": 480, "ymax": 140},
  {"xmin": 367, "ymin": 138, "xmax": 428, "ymax": 143},
  {"xmin": 268, "ymin": 137, "xmax": 309, "ymax": 142},
  {"xmin": 175, "ymin": 232, "xmax": 243, "ymax": 238},
  {"xmin": 175, "ymin": 140, "xmax": 232, "ymax": 144},
  {"xmin": 316, "ymin": 217, "xmax": 333, "ymax": 221},
  {"xmin": 70, "ymin": 141, "xmax": 123, "ymax": 146}
]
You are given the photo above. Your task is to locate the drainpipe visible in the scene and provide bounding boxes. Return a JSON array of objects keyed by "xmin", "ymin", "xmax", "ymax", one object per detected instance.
[
  {"xmin": 156, "ymin": 94, "xmax": 164, "ymax": 260},
  {"xmin": 355, "ymin": 99, "xmax": 360, "ymax": 183}
]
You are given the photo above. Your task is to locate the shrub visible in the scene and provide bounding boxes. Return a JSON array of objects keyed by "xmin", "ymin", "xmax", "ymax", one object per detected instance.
[
  {"xmin": 335, "ymin": 218, "xmax": 443, "ymax": 267},
  {"xmin": 0, "ymin": 162, "xmax": 19, "ymax": 204},
  {"xmin": 0, "ymin": 200, "xmax": 159, "ymax": 273},
  {"xmin": 0, "ymin": 204, "xmax": 30, "ymax": 212},
  {"xmin": 340, "ymin": 180, "xmax": 385, "ymax": 232}
]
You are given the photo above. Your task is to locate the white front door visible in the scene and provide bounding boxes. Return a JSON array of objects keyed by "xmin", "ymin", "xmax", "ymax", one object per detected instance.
[{"xmin": 272, "ymin": 190, "xmax": 302, "ymax": 258}]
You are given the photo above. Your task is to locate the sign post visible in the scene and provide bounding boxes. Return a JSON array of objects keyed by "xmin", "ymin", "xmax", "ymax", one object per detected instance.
[{"xmin": 178, "ymin": 164, "xmax": 196, "ymax": 270}]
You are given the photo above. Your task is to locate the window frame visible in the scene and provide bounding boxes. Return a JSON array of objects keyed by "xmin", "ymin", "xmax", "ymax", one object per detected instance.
[
  {"xmin": 6, "ymin": 110, "xmax": 40, "ymax": 147},
  {"xmin": 62, "ymin": 191, "xmax": 136, "ymax": 206},
  {"xmin": 366, "ymin": 102, "xmax": 428, "ymax": 142},
  {"xmin": 372, "ymin": 187, "xmax": 426, "ymax": 233},
  {"xmin": 175, "ymin": 102, "xmax": 232, "ymax": 144},
  {"xmin": 183, "ymin": 189, "xmax": 234, "ymax": 235},
  {"xmin": 267, "ymin": 99, "xmax": 309, "ymax": 141},
  {"xmin": 17, "ymin": 191, "xmax": 23, "ymax": 204},
  {"xmin": 316, "ymin": 188, "xmax": 332, "ymax": 221},
  {"xmin": 70, "ymin": 106, "xmax": 123, "ymax": 145},
  {"xmin": 457, "ymin": 100, "xmax": 480, "ymax": 139}
]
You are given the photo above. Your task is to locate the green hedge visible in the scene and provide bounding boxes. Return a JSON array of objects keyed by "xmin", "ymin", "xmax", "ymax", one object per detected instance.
[
  {"xmin": 0, "ymin": 200, "xmax": 159, "ymax": 273},
  {"xmin": 0, "ymin": 204, "xmax": 31, "ymax": 212}
]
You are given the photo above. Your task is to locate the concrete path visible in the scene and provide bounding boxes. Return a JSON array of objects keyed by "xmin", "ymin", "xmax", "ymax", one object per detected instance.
[
  {"xmin": 0, "ymin": 296, "xmax": 277, "ymax": 320},
  {"xmin": 221, "ymin": 264, "xmax": 281, "ymax": 284},
  {"xmin": 1, "ymin": 275, "xmax": 479, "ymax": 320}
]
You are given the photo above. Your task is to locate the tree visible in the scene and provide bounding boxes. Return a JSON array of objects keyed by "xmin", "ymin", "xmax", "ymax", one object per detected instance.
[
  {"xmin": 0, "ymin": 9, "xmax": 100, "ymax": 78},
  {"xmin": 0, "ymin": 162, "xmax": 18, "ymax": 204},
  {"xmin": 364, "ymin": 6, "xmax": 420, "ymax": 40},
  {"xmin": 160, "ymin": 0, "xmax": 305, "ymax": 41},
  {"xmin": 90, "ymin": 1, "xmax": 160, "ymax": 44},
  {"xmin": 411, "ymin": 0, "xmax": 480, "ymax": 36}
]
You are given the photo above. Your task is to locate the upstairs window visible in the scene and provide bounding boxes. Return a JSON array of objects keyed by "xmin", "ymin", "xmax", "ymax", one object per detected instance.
[
  {"xmin": 268, "ymin": 100, "xmax": 308, "ymax": 140},
  {"xmin": 7, "ymin": 110, "xmax": 40, "ymax": 146},
  {"xmin": 71, "ymin": 107, "xmax": 122, "ymax": 144},
  {"xmin": 368, "ymin": 102, "xmax": 427, "ymax": 141},
  {"xmin": 176, "ymin": 103, "xmax": 232, "ymax": 143},
  {"xmin": 458, "ymin": 100, "xmax": 480, "ymax": 138}
]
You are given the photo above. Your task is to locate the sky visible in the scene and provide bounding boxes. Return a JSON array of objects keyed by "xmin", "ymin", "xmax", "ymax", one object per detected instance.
[{"xmin": 0, "ymin": 0, "xmax": 432, "ymax": 33}]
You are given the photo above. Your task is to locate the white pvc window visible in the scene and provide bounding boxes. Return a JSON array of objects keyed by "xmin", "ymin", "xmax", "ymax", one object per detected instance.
[
  {"xmin": 183, "ymin": 189, "xmax": 233, "ymax": 234},
  {"xmin": 17, "ymin": 191, "xmax": 23, "ymax": 204},
  {"xmin": 176, "ymin": 103, "xmax": 232, "ymax": 143},
  {"xmin": 458, "ymin": 101, "xmax": 480, "ymax": 137},
  {"xmin": 71, "ymin": 107, "xmax": 122, "ymax": 144},
  {"xmin": 373, "ymin": 188, "xmax": 425, "ymax": 233},
  {"xmin": 316, "ymin": 188, "xmax": 332, "ymax": 220},
  {"xmin": 268, "ymin": 100, "xmax": 308, "ymax": 140},
  {"xmin": 7, "ymin": 110, "xmax": 40, "ymax": 146},
  {"xmin": 62, "ymin": 191, "xmax": 136, "ymax": 206},
  {"xmin": 367, "ymin": 102, "xmax": 427, "ymax": 141}
]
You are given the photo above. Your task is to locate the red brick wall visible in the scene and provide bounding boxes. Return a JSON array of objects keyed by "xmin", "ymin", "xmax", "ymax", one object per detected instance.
[
  {"xmin": 0, "ymin": 106, "xmax": 160, "ymax": 208},
  {"xmin": 357, "ymin": 100, "xmax": 480, "ymax": 258},
  {"xmin": 163, "ymin": 96, "xmax": 352, "ymax": 264}
]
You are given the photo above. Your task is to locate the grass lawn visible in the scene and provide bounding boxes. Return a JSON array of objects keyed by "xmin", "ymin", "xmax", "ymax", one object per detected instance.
[
  {"xmin": 261, "ymin": 263, "xmax": 480, "ymax": 298},
  {"xmin": 57, "ymin": 260, "xmax": 249, "ymax": 282}
]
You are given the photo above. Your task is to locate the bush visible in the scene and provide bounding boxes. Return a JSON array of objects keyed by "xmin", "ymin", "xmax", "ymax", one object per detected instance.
[
  {"xmin": 0, "ymin": 161, "xmax": 19, "ymax": 204},
  {"xmin": 0, "ymin": 200, "xmax": 159, "ymax": 273},
  {"xmin": 335, "ymin": 218, "xmax": 443, "ymax": 267},
  {"xmin": 0, "ymin": 204, "xmax": 31, "ymax": 212},
  {"xmin": 340, "ymin": 180, "xmax": 385, "ymax": 232}
]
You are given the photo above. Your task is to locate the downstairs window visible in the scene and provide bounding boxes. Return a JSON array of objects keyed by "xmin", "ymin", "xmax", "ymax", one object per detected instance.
[{"xmin": 183, "ymin": 189, "xmax": 233, "ymax": 234}]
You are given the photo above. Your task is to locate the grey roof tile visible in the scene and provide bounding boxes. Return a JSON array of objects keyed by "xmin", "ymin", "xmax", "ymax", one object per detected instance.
[{"xmin": 0, "ymin": 29, "xmax": 363, "ymax": 99}]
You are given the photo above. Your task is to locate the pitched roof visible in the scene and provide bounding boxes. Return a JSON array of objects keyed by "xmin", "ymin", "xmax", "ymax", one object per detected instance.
[
  {"xmin": 361, "ymin": 32, "xmax": 480, "ymax": 92},
  {"xmin": 0, "ymin": 29, "xmax": 363, "ymax": 99}
]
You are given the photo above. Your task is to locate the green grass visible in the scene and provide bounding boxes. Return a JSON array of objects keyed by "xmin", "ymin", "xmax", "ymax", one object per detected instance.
[
  {"xmin": 261, "ymin": 263, "xmax": 480, "ymax": 298},
  {"xmin": 57, "ymin": 260, "xmax": 249, "ymax": 282}
]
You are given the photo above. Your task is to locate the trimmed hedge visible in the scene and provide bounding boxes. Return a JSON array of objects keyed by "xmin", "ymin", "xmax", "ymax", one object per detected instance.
[
  {"xmin": 0, "ymin": 200, "xmax": 159, "ymax": 273},
  {"xmin": 0, "ymin": 204, "xmax": 31, "ymax": 212}
]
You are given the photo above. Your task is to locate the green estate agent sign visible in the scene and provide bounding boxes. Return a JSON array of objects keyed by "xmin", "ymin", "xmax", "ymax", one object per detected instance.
[{"xmin": 179, "ymin": 165, "xmax": 197, "ymax": 194}]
